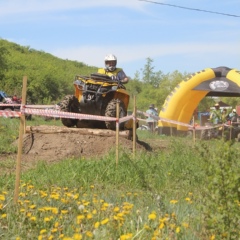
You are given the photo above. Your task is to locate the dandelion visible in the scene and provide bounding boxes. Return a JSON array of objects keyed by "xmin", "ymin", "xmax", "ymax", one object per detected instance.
[
  {"xmin": 61, "ymin": 210, "xmax": 68, "ymax": 214},
  {"xmin": 51, "ymin": 228, "xmax": 58, "ymax": 233},
  {"xmin": 73, "ymin": 233, "xmax": 82, "ymax": 239},
  {"xmin": 176, "ymin": 226, "xmax": 181, "ymax": 233},
  {"xmin": 148, "ymin": 212, "xmax": 157, "ymax": 220},
  {"xmin": 185, "ymin": 197, "xmax": 192, "ymax": 203},
  {"xmin": 159, "ymin": 222, "xmax": 164, "ymax": 229},
  {"xmin": 40, "ymin": 229, "xmax": 47, "ymax": 235},
  {"xmin": 85, "ymin": 231, "xmax": 93, "ymax": 238},
  {"xmin": 144, "ymin": 224, "xmax": 151, "ymax": 231},
  {"xmin": 94, "ymin": 221, "xmax": 100, "ymax": 228},
  {"xmin": 182, "ymin": 222, "xmax": 189, "ymax": 228},
  {"xmin": 210, "ymin": 235, "xmax": 215, "ymax": 240},
  {"xmin": 44, "ymin": 217, "xmax": 51, "ymax": 222},
  {"xmin": 78, "ymin": 205, "xmax": 85, "ymax": 210},
  {"xmin": 170, "ymin": 200, "xmax": 178, "ymax": 204},
  {"xmin": 1, "ymin": 214, "xmax": 7, "ymax": 218},
  {"xmin": 113, "ymin": 206, "xmax": 120, "ymax": 212},
  {"xmin": 0, "ymin": 195, "xmax": 5, "ymax": 201},
  {"xmin": 101, "ymin": 218, "xmax": 109, "ymax": 225},
  {"xmin": 29, "ymin": 204, "xmax": 36, "ymax": 209},
  {"xmin": 30, "ymin": 216, "xmax": 36, "ymax": 221},
  {"xmin": 87, "ymin": 213, "xmax": 93, "ymax": 219},
  {"xmin": 120, "ymin": 233, "xmax": 133, "ymax": 240},
  {"xmin": 52, "ymin": 207, "xmax": 58, "ymax": 214},
  {"xmin": 77, "ymin": 215, "xmax": 85, "ymax": 224}
]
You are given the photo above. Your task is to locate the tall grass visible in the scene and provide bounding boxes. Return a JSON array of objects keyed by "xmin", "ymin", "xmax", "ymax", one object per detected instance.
[{"xmin": 0, "ymin": 117, "xmax": 239, "ymax": 239}]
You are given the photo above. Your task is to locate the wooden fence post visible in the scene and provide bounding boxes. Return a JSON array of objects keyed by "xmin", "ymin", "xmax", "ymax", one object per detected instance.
[{"xmin": 14, "ymin": 76, "xmax": 27, "ymax": 203}]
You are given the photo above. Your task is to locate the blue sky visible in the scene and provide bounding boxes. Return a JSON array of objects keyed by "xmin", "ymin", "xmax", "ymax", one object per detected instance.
[{"xmin": 1, "ymin": 0, "xmax": 239, "ymax": 78}]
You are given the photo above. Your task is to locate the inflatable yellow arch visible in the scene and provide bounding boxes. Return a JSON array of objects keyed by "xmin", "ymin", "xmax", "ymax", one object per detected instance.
[{"xmin": 158, "ymin": 66, "xmax": 240, "ymax": 135}]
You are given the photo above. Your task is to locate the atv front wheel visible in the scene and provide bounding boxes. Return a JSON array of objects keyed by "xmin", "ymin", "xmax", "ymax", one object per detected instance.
[
  {"xmin": 105, "ymin": 99, "xmax": 127, "ymax": 130},
  {"xmin": 59, "ymin": 95, "xmax": 80, "ymax": 127}
]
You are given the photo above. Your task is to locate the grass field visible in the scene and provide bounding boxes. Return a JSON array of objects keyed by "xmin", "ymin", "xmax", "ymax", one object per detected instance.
[{"xmin": 0, "ymin": 117, "xmax": 239, "ymax": 239}]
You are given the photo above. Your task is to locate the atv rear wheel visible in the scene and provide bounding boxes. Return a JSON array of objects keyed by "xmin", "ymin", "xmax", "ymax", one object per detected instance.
[
  {"xmin": 60, "ymin": 95, "xmax": 80, "ymax": 127},
  {"xmin": 105, "ymin": 99, "xmax": 126, "ymax": 130}
]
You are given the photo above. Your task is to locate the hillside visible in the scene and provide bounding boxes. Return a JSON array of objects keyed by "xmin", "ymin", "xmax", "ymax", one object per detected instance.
[{"xmin": 0, "ymin": 39, "xmax": 98, "ymax": 103}]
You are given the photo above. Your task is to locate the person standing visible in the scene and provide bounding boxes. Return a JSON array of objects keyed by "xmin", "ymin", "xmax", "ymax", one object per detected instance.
[
  {"xmin": 97, "ymin": 54, "xmax": 129, "ymax": 84},
  {"xmin": 146, "ymin": 104, "xmax": 158, "ymax": 133},
  {"xmin": 209, "ymin": 103, "xmax": 222, "ymax": 124}
]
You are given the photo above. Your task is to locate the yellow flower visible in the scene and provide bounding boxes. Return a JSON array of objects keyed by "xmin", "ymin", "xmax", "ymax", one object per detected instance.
[
  {"xmin": 52, "ymin": 208, "xmax": 58, "ymax": 214},
  {"xmin": 87, "ymin": 213, "xmax": 92, "ymax": 219},
  {"xmin": 94, "ymin": 221, "xmax": 100, "ymax": 228},
  {"xmin": 92, "ymin": 209, "xmax": 97, "ymax": 214},
  {"xmin": 159, "ymin": 222, "xmax": 164, "ymax": 229},
  {"xmin": 182, "ymin": 222, "xmax": 189, "ymax": 228},
  {"xmin": 1, "ymin": 214, "xmax": 7, "ymax": 218},
  {"xmin": 148, "ymin": 212, "xmax": 157, "ymax": 220},
  {"xmin": 61, "ymin": 210, "xmax": 68, "ymax": 214},
  {"xmin": 176, "ymin": 227, "xmax": 181, "ymax": 233},
  {"xmin": 144, "ymin": 224, "xmax": 151, "ymax": 230},
  {"xmin": 40, "ymin": 229, "xmax": 47, "ymax": 234},
  {"xmin": 44, "ymin": 217, "xmax": 51, "ymax": 222},
  {"xmin": 101, "ymin": 218, "xmax": 109, "ymax": 225},
  {"xmin": 185, "ymin": 197, "xmax": 192, "ymax": 203},
  {"xmin": 0, "ymin": 195, "xmax": 5, "ymax": 201},
  {"xmin": 210, "ymin": 235, "xmax": 215, "ymax": 240},
  {"xmin": 29, "ymin": 204, "xmax": 36, "ymax": 209},
  {"xmin": 170, "ymin": 200, "xmax": 178, "ymax": 204},
  {"xmin": 51, "ymin": 228, "xmax": 58, "ymax": 233},
  {"xmin": 30, "ymin": 216, "xmax": 36, "ymax": 221},
  {"xmin": 73, "ymin": 233, "xmax": 82, "ymax": 240},
  {"xmin": 113, "ymin": 207, "xmax": 120, "ymax": 212},
  {"xmin": 85, "ymin": 231, "xmax": 93, "ymax": 238},
  {"xmin": 120, "ymin": 233, "xmax": 133, "ymax": 240}
]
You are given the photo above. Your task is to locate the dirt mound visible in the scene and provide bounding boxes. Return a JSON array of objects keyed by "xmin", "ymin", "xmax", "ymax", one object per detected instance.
[
  {"xmin": 22, "ymin": 132, "xmax": 148, "ymax": 161},
  {"xmin": 1, "ymin": 126, "xmax": 170, "ymax": 173}
]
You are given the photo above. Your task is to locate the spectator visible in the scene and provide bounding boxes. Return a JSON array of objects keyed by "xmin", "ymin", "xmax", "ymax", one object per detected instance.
[
  {"xmin": 221, "ymin": 108, "xmax": 228, "ymax": 122},
  {"xmin": 146, "ymin": 104, "xmax": 158, "ymax": 133},
  {"xmin": 209, "ymin": 103, "xmax": 222, "ymax": 124}
]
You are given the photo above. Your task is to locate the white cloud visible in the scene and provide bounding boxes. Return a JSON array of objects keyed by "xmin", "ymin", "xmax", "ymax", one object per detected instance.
[
  {"xmin": 0, "ymin": 0, "xmax": 148, "ymax": 16},
  {"xmin": 51, "ymin": 41, "xmax": 240, "ymax": 67}
]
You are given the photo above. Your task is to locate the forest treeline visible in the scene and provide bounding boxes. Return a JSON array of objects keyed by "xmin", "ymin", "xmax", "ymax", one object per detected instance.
[{"xmin": 0, "ymin": 39, "xmax": 237, "ymax": 112}]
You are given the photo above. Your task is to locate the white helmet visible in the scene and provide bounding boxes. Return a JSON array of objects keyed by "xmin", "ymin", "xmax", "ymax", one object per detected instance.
[{"xmin": 104, "ymin": 54, "xmax": 117, "ymax": 72}]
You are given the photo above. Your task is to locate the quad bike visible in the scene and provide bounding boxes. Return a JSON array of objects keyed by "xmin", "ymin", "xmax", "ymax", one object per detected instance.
[
  {"xmin": 222, "ymin": 117, "xmax": 240, "ymax": 142},
  {"xmin": 200, "ymin": 122, "xmax": 222, "ymax": 140},
  {"xmin": 59, "ymin": 73, "xmax": 135, "ymax": 132},
  {"xmin": 201, "ymin": 119, "xmax": 240, "ymax": 142},
  {"xmin": 0, "ymin": 91, "xmax": 32, "ymax": 120}
]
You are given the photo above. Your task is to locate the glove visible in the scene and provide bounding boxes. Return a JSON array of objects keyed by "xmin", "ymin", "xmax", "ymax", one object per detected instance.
[
  {"xmin": 111, "ymin": 75, "xmax": 117, "ymax": 81},
  {"xmin": 111, "ymin": 75, "xmax": 119, "ymax": 81}
]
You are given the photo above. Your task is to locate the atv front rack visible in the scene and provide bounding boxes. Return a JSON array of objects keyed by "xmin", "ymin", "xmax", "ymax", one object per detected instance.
[{"xmin": 75, "ymin": 73, "xmax": 117, "ymax": 83}]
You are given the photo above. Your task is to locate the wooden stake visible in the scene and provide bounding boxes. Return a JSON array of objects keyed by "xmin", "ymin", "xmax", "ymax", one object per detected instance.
[
  {"xmin": 116, "ymin": 101, "xmax": 119, "ymax": 166},
  {"xmin": 133, "ymin": 96, "xmax": 136, "ymax": 157},
  {"xmin": 14, "ymin": 76, "xmax": 27, "ymax": 204},
  {"xmin": 192, "ymin": 116, "xmax": 196, "ymax": 144}
]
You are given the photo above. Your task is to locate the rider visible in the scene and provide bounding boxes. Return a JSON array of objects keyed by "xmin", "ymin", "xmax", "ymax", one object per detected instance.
[{"xmin": 97, "ymin": 54, "xmax": 129, "ymax": 84}]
